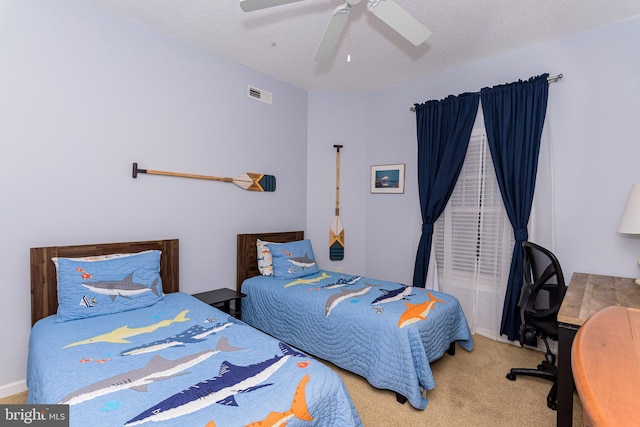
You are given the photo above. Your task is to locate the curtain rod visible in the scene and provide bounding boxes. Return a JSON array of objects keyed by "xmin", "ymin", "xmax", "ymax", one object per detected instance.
[{"xmin": 409, "ymin": 74, "xmax": 563, "ymax": 112}]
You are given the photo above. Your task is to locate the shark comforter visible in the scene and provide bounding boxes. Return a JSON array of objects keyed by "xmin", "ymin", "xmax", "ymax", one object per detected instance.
[
  {"xmin": 241, "ymin": 270, "xmax": 474, "ymax": 410},
  {"xmin": 27, "ymin": 292, "xmax": 362, "ymax": 427}
]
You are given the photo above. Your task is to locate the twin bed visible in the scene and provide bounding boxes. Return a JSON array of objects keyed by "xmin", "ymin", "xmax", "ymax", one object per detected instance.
[
  {"xmin": 27, "ymin": 239, "xmax": 362, "ymax": 427},
  {"xmin": 236, "ymin": 231, "xmax": 474, "ymax": 410},
  {"xmin": 27, "ymin": 232, "xmax": 473, "ymax": 426}
]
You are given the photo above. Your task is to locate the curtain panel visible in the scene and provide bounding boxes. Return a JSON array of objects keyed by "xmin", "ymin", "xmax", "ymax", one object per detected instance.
[
  {"xmin": 412, "ymin": 92, "xmax": 480, "ymax": 288},
  {"xmin": 480, "ymin": 73, "xmax": 550, "ymax": 341}
]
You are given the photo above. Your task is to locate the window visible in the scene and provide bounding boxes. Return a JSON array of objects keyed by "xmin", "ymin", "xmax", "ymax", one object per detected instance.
[{"xmin": 434, "ymin": 123, "xmax": 514, "ymax": 339}]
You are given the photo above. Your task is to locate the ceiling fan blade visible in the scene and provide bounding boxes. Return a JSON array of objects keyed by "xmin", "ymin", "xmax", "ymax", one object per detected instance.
[
  {"xmin": 367, "ymin": 0, "xmax": 431, "ymax": 46},
  {"xmin": 314, "ymin": 3, "xmax": 351, "ymax": 61},
  {"xmin": 240, "ymin": 0, "xmax": 305, "ymax": 12}
]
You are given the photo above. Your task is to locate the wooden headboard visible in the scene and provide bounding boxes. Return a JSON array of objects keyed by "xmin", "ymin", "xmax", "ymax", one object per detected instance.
[
  {"xmin": 236, "ymin": 231, "xmax": 304, "ymax": 292},
  {"xmin": 30, "ymin": 239, "xmax": 179, "ymax": 326}
]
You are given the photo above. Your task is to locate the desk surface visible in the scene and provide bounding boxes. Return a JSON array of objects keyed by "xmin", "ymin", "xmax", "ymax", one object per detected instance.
[
  {"xmin": 556, "ymin": 272, "xmax": 640, "ymax": 427},
  {"xmin": 558, "ymin": 273, "xmax": 640, "ymax": 326},
  {"xmin": 571, "ymin": 306, "xmax": 640, "ymax": 427}
]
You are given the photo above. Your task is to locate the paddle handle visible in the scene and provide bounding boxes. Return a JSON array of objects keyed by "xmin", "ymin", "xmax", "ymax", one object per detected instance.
[
  {"xmin": 148, "ymin": 169, "xmax": 231, "ymax": 182},
  {"xmin": 132, "ymin": 163, "xmax": 231, "ymax": 182},
  {"xmin": 334, "ymin": 145, "xmax": 342, "ymax": 215}
]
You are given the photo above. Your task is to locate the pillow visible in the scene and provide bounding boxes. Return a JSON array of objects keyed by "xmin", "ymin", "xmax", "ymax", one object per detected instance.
[
  {"xmin": 256, "ymin": 239, "xmax": 274, "ymax": 276},
  {"xmin": 55, "ymin": 250, "xmax": 163, "ymax": 322},
  {"xmin": 268, "ymin": 239, "xmax": 319, "ymax": 279}
]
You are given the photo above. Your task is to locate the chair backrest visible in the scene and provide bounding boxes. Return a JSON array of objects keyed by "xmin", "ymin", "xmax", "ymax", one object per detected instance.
[{"xmin": 519, "ymin": 241, "xmax": 567, "ymax": 340}]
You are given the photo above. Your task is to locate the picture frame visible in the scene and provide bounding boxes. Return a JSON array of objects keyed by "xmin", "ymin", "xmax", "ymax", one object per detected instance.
[{"xmin": 370, "ymin": 163, "xmax": 405, "ymax": 194}]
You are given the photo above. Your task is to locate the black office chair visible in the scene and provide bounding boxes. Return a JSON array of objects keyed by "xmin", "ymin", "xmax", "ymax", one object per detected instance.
[{"xmin": 506, "ymin": 241, "xmax": 567, "ymax": 410}]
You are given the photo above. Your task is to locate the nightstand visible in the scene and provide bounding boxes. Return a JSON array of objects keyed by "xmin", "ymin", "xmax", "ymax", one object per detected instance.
[{"xmin": 192, "ymin": 288, "xmax": 247, "ymax": 320}]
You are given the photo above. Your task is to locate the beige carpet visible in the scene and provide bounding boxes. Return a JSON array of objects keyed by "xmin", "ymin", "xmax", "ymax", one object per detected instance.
[
  {"xmin": 1, "ymin": 335, "xmax": 582, "ymax": 426},
  {"xmin": 332, "ymin": 334, "xmax": 582, "ymax": 426},
  {"xmin": 0, "ymin": 391, "xmax": 27, "ymax": 405}
]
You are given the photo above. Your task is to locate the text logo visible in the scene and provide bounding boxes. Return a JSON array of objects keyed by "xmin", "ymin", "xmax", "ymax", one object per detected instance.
[{"xmin": 1, "ymin": 405, "xmax": 69, "ymax": 426}]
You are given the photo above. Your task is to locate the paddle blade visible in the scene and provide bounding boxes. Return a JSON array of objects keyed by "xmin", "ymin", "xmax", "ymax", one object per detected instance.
[
  {"xmin": 329, "ymin": 216, "xmax": 344, "ymax": 261},
  {"xmin": 232, "ymin": 173, "xmax": 276, "ymax": 192}
]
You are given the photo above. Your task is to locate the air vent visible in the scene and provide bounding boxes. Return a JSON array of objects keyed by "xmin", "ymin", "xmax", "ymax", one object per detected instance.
[{"xmin": 247, "ymin": 85, "xmax": 272, "ymax": 105}]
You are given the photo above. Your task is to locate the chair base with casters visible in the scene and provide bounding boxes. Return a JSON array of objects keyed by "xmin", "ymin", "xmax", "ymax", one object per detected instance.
[
  {"xmin": 505, "ymin": 241, "xmax": 566, "ymax": 412},
  {"xmin": 506, "ymin": 327, "xmax": 558, "ymax": 410}
]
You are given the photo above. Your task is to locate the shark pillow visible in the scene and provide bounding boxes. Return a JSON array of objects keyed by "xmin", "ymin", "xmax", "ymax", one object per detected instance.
[
  {"xmin": 55, "ymin": 250, "xmax": 164, "ymax": 322},
  {"xmin": 268, "ymin": 239, "xmax": 319, "ymax": 279}
]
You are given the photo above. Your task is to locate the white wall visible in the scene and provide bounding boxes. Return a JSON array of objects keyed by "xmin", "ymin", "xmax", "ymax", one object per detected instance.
[{"xmin": 0, "ymin": 0, "xmax": 308, "ymax": 394}]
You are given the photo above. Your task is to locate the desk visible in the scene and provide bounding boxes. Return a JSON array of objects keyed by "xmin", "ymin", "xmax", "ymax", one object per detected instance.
[
  {"xmin": 571, "ymin": 306, "xmax": 640, "ymax": 427},
  {"xmin": 557, "ymin": 273, "xmax": 640, "ymax": 427}
]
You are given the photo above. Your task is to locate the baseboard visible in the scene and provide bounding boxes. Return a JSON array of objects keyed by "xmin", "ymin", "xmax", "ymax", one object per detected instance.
[{"xmin": 0, "ymin": 380, "xmax": 27, "ymax": 399}]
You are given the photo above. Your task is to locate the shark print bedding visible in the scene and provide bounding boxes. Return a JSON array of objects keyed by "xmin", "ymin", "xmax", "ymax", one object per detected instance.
[
  {"xmin": 241, "ymin": 270, "xmax": 474, "ymax": 410},
  {"xmin": 27, "ymin": 292, "xmax": 362, "ymax": 427}
]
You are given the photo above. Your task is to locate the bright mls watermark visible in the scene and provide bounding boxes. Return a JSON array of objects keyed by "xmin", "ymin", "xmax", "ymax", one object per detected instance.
[{"xmin": 1, "ymin": 405, "xmax": 69, "ymax": 426}]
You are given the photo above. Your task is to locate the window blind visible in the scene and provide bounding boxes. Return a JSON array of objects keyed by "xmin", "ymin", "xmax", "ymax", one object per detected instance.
[{"xmin": 434, "ymin": 126, "xmax": 513, "ymax": 338}]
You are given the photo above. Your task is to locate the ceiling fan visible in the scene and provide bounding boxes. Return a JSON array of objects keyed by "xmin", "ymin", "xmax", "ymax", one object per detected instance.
[{"xmin": 239, "ymin": 0, "xmax": 432, "ymax": 61}]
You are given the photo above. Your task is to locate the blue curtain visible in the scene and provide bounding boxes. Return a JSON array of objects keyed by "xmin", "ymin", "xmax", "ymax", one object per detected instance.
[
  {"xmin": 412, "ymin": 92, "xmax": 480, "ymax": 288},
  {"xmin": 481, "ymin": 74, "xmax": 549, "ymax": 341}
]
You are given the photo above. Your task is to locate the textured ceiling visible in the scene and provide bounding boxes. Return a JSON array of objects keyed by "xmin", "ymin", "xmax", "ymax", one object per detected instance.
[{"xmin": 88, "ymin": 0, "xmax": 640, "ymax": 93}]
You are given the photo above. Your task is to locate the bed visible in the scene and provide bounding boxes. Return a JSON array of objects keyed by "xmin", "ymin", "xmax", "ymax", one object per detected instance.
[
  {"xmin": 236, "ymin": 231, "xmax": 474, "ymax": 410},
  {"xmin": 27, "ymin": 239, "xmax": 362, "ymax": 427}
]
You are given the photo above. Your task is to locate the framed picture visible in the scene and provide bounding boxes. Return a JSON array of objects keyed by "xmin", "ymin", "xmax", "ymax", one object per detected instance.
[{"xmin": 370, "ymin": 163, "xmax": 405, "ymax": 194}]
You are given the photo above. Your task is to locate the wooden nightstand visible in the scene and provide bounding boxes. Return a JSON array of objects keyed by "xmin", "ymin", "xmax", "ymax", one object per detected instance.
[{"xmin": 192, "ymin": 288, "xmax": 247, "ymax": 320}]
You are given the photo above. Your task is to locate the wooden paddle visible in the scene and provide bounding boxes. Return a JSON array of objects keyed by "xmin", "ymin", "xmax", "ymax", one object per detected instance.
[
  {"xmin": 329, "ymin": 145, "xmax": 345, "ymax": 260},
  {"xmin": 132, "ymin": 163, "xmax": 276, "ymax": 192}
]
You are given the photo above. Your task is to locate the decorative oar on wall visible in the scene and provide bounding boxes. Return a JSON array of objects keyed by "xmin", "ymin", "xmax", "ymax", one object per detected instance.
[
  {"xmin": 329, "ymin": 145, "xmax": 345, "ymax": 261},
  {"xmin": 132, "ymin": 163, "xmax": 276, "ymax": 192}
]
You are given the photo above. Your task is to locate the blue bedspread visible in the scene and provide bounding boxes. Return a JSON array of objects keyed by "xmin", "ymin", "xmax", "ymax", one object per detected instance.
[
  {"xmin": 27, "ymin": 292, "xmax": 362, "ymax": 427},
  {"xmin": 241, "ymin": 271, "xmax": 474, "ymax": 410}
]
